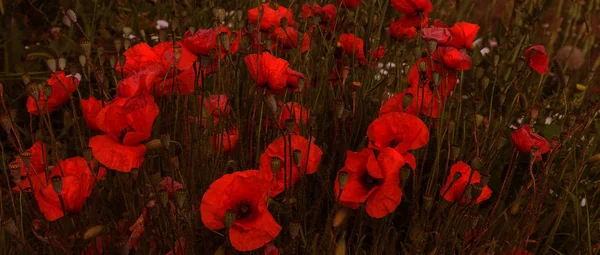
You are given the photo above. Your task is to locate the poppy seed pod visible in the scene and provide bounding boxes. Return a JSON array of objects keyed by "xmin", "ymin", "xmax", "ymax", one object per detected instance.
[
  {"xmin": 470, "ymin": 183, "xmax": 484, "ymax": 200},
  {"xmin": 43, "ymin": 85, "xmax": 53, "ymax": 99},
  {"xmin": 51, "ymin": 176, "xmax": 63, "ymax": 195},
  {"xmin": 158, "ymin": 189, "xmax": 169, "ymax": 207},
  {"xmin": 123, "ymin": 38, "xmax": 131, "ymax": 50},
  {"xmin": 46, "ymin": 58, "xmax": 57, "ymax": 72},
  {"xmin": 80, "ymin": 38, "xmax": 92, "ymax": 59},
  {"xmin": 412, "ymin": 47, "xmax": 422, "ymax": 60},
  {"xmin": 223, "ymin": 210, "xmax": 236, "ymax": 228},
  {"xmin": 335, "ymin": 100, "xmax": 345, "ymax": 119},
  {"xmin": 431, "ymin": 72, "xmax": 440, "ymax": 86},
  {"xmin": 285, "ymin": 118, "xmax": 296, "ymax": 133},
  {"xmin": 212, "ymin": 8, "xmax": 226, "ymax": 24},
  {"xmin": 270, "ymin": 157, "xmax": 282, "ymax": 174},
  {"xmin": 427, "ymin": 40, "xmax": 437, "ymax": 54},
  {"xmin": 79, "ymin": 55, "xmax": 87, "ymax": 67},
  {"xmin": 480, "ymin": 76, "xmax": 490, "ymax": 90},
  {"xmin": 263, "ymin": 94, "xmax": 278, "ymax": 117},
  {"xmin": 175, "ymin": 189, "xmax": 187, "ymax": 209},
  {"xmin": 8, "ymin": 161, "xmax": 21, "ymax": 185},
  {"xmin": 26, "ymin": 82, "xmax": 40, "ymax": 101},
  {"xmin": 114, "ymin": 39, "xmax": 123, "ymax": 53},
  {"xmin": 419, "ymin": 61, "xmax": 427, "ymax": 72},
  {"xmin": 20, "ymin": 151, "xmax": 32, "ymax": 168},
  {"xmin": 109, "ymin": 55, "xmax": 117, "ymax": 68},
  {"xmin": 289, "ymin": 221, "xmax": 301, "ymax": 239},
  {"xmin": 451, "ymin": 146, "xmax": 461, "ymax": 160},
  {"xmin": 470, "ymin": 157, "xmax": 485, "ymax": 170},
  {"xmin": 150, "ymin": 171, "xmax": 162, "ymax": 187},
  {"xmin": 58, "ymin": 57, "xmax": 67, "ymax": 71},
  {"xmin": 65, "ymin": 9, "xmax": 77, "ymax": 23},
  {"xmin": 337, "ymin": 171, "xmax": 349, "ymax": 189},
  {"xmin": 292, "ymin": 150, "xmax": 302, "ymax": 167},
  {"xmin": 2, "ymin": 218, "xmax": 18, "ymax": 237},
  {"xmin": 218, "ymin": 32, "xmax": 230, "ymax": 51},
  {"xmin": 160, "ymin": 133, "xmax": 171, "ymax": 149}
]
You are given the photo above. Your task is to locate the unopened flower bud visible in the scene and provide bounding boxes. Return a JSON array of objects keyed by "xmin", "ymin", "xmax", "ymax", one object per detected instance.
[
  {"xmin": 481, "ymin": 76, "xmax": 490, "ymax": 90},
  {"xmin": 427, "ymin": 40, "xmax": 437, "ymax": 54},
  {"xmin": 58, "ymin": 57, "xmax": 67, "ymax": 70},
  {"xmin": 517, "ymin": 57, "xmax": 526, "ymax": 71},
  {"xmin": 292, "ymin": 150, "xmax": 302, "ymax": 167},
  {"xmin": 289, "ymin": 221, "xmax": 301, "ymax": 239},
  {"xmin": 79, "ymin": 55, "xmax": 87, "ymax": 67},
  {"xmin": 576, "ymin": 83, "xmax": 586, "ymax": 92},
  {"xmin": 80, "ymin": 38, "xmax": 92, "ymax": 59},
  {"xmin": 285, "ymin": 118, "xmax": 296, "ymax": 133},
  {"xmin": 51, "ymin": 176, "xmax": 63, "ymax": 195},
  {"xmin": 158, "ymin": 189, "xmax": 169, "ymax": 207},
  {"xmin": 218, "ymin": 32, "xmax": 230, "ymax": 51},
  {"xmin": 123, "ymin": 38, "xmax": 131, "ymax": 50},
  {"xmin": 175, "ymin": 189, "xmax": 187, "ymax": 209},
  {"xmin": 338, "ymin": 171, "xmax": 349, "ymax": 189},
  {"xmin": 65, "ymin": 9, "xmax": 77, "ymax": 23},
  {"xmin": 270, "ymin": 157, "xmax": 282, "ymax": 174},
  {"xmin": 114, "ymin": 39, "xmax": 123, "ymax": 53},
  {"xmin": 46, "ymin": 58, "xmax": 57, "ymax": 72},
  {"xmin": 224, "ymin": 210, "xmax": 236, "ymax": 228},
  {"xmin": 413, "ymin": 47, "xmax": 422, "ymax": 60},
  {"xmin": 493, "ymin": 54, "xmax": 500, "ymax": 66},
  {"xmin": 431, "ymin": 72, "xmax": 440, "ymax": 86},
  {"xmin": 297, "ymin": 78, "xmax": 306, "ymax": 92},
  {"xmin": 150, "ymin": 171, "xmax": 161, "ymax": 186},
  {"xmin": 122, "ymin": 27, "xmax": 133, "ymax": 38},
  {"xmin": 109, "ymin": 55, "xmax": 117, "ymax": 67},
  {"xmin": 475, "ymin": 67, "xmax": 485, "ymax": 79},
  {"xmin": 419, "ymin": 61, "xmax": 427, "ymax": 72}
]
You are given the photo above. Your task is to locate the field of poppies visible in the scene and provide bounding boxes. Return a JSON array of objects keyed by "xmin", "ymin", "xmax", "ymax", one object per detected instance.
[{"xmin": 0, "ymin": 0, "xmax": 599, "ymax": 254}]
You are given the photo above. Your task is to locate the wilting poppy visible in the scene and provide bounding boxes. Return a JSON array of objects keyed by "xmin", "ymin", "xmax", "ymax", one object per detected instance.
[
  {"xmin": 248, "ymin": 3, "xmax": 296, "ymax": 32},
  {"xmin": 439, "ymin": 161, "xmax": 492, "ymax": 204},
  {"xmin": 407, "ymin": 57, "xmax": 458, "ymax": 97},
  {"xmin": 511, "ymin": 125, "xmax": 550, "ymax": 161},
  {"xmin": 210, "ymin": 128, "xmax": 239, "ymax": 153},
  {"xmin": 437, "ymin": 47, "xmax": 472, "ymax": 70},
  {"xmin": 337, "ymin": 0, "xmax": 361, "ymax": 8},
  {"xmin": 338, "ymin": 33, "xmax": 367, "ymax": 64},
  {"xmin": 389, "ymin": 18, "xmax": 418, "ymax": 41},
  {"xmin": 26, "ymin": 71, "xmax": 80, "ymax": 115},
  {"xmin": 334, "ymin": 148, "xmax": 404, "ymax": 218},
  {"xmin": 81, "ymin": 97, "xmax": 105, "ymax": 132},
  {"xmin": 525, "ymin": 45, "xmax": 549, "ymax": 74},
  {"xmin": 244, "ymin": 52, "xmax": 305, "ymax": 93},
  {"xmin": 183, "ymin": 29, "xmax": 217, "ymax": 56},
  {"xmin": 259, "ymin": 135, "xmax": 323, "ymax": 196},
  {"xmin": 448, "ymin": 22, "xmax": 480, "ymax": 50},
  {"xmin": 380, "ymin": 86, "xmax": 441, "ymax": 118},
  {"xmin": 367, "ymin": 112, "xmax": 430, "ymax": 154},
  {"xmin": 201, "ymin": 170, "xmax": 282, "ymax": 251},
  {"xmin": 89, "ymin": 94, "xmax": 159, "ymax": 172},
  {"xmin": 270, "ymin": 27, "xmax": 311, "ymax": 53},
  {"xmin": 34, "ymin": 157, "xmax": 106, "ymax": 221},
  {"xmin": 391, "ymin": 0, "xmax": 433, "ymax": 16},
  {"xmin": 422, "ymin": 26, "xmax": 451, "ymax": 45}
]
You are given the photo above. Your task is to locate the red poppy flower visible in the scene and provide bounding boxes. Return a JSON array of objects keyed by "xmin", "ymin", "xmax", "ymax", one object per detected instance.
[
  {"xmin": 448, "ymin": 22, "xmax": 480, "ymax": 50},
  {"xmin": 11, "ymin": 141, "xmax": 47, "ymax": 177},
  {"xmin": 337, "ymin": 0, "xmax": 361, "ymax": 8},
  {"xmin": 259, "ymin": 135, "xmax": 323, "ymax": 197},
  {"xmin": 437, "ymin": 47, "xmax": 472, "ymax": 70},
  {"xmin": 34, "ymin": 157, "xmax": 106, "ymax": 221},
  {"xmin": 422, "ymin": 26, "xmax": 451, "ymax": 45},
  {"xmin": 380, "ymin": 86, "xmax": 441, "ymax": 118},
  {"xmin": 367, "ymin": 112, "xmax": 430, "ymax": 154},
  {"xmin": 89, "ymin": 94, "xmax": 159, "ymax": 172},
  {"xmin": 248, "ymin": 3, "xmax": 296, "ymax": 32},
  {"xmin": 14, "ymin": 171, "xmax": 46, "ymax": 192},
  {"xmin": 391, "ymin": 0, "xmax": 433, "ymax": 16},
  {"xmin": 158, "ymin": 62, "xmax": 208, "ymax": 96},
  {"xmin": 338, "ymin": 33, "xmax": 367, "ymax": 64},
  {"xmin": 116, "ymin": 64, "xmax": 161, "ymax": 97},
  {"xmin": 525, "ymin": 45, "xmax": 549, "ymax": 74},
  {"xmin": 210, "ymin": 128, "xmax": 239, "ymax": 153},
  {"xmin": 214, "ymin": 26, "xmax": 242, "ymax": 58},
  {"xmin": 26, "ymin": 72, "xmax": 80, "ymax": 115},
  {"xmin": 244, "ymin": 52, "xmax": 305, "ymax": 93},
  {"xmin": 407, "ymin": 57, "xmax": 458, "ymax": 97},
  {"xmin": 201, "ymin": 170, "xmax": 282, "ymax": 251},
  {"xmin": 301, "ymin": 4, "xmax": 337, "ymax": 23},
  {"xmin": 114, "ymin": 43, "xmax": 161, "ymax": 77},
  {"xmin": 439, "ymin": 161, "xmax": 492, "ymax": 204},
  {"xmin": 389, "ymin": 18, "xmax": 418, "ymax": 41},
  {"xmin": 152, "ymin": 41, "xmax": 197, "ymax": 73},
  {"xmin": 334, "ymin": 148, "xmax": 404, "ymax": 218},
  {"xmin": 511, "ymin": 125, "xmax": 550, "ymax": 161},
  {"xmin": 81, "ymin": 97, "xmax": 105, "ymax": 132},
  {"xmin": 270, "ymin": 27, "xmax": 311, "ymax": 53},
  {"xmin": 272, "ymin": 102, "xmax": 310, "ymax": 133},
  {"xmin": 183, "ymin": 29, "xmax": 217, "ymax": 56}
]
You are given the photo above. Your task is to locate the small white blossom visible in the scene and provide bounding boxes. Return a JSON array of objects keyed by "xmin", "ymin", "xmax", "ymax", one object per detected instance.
[
  {"xmin": 156, "ymin": 20, "xmax": 169, "ymax": 30},
  {"xmin": 581, "ymin": 198, "xmax": 587, "ymax": 207}
]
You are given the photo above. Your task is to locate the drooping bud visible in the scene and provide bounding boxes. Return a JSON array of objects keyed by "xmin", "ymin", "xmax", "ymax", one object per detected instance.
[
  {"xmin": 516, "ymin": 57, "xmax": 526, "ymax": 71},
  {"xmin": 175, "ymin": 189, "xmax": 187, "ymax": 209},
  {"xmin": 46, "ymin": 58, "xmax": 57, "ymax": 72},
  {"xmin": 51, "ymin": 176, "xmax": 63, "ymax": 195},
  {"xmin": 0, "ymin": 114, "xmax": 12, "ymax": 134},
  {"xmin": 337, "ymin": 171, "xmax": 349, "ymax": 189},
  {"xmin": 263, "ymin": 94, "xmax": 278, "ymax": 117},
  {"xmin": 150, "ymin": 171, "xmax": 162, "ymax": 187},
  {"xmin": 65, "ymin": 9, "xmax": 77, "ymax": 23},
  {"xmin": 288, "ymin": 221, "xmax": 301, "ymax": 239},
  {"xmin": 224, "ymin": 210, "xmax": 236, "ymax": 228},
  {"xmin": 270, "ymin": 157, "xmax": 282, "ymax": 174}
]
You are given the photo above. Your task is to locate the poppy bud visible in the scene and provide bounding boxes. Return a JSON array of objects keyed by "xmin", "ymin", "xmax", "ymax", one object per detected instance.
[
  {"xmin": 114, "ymin": 39, "xmax": 123, "ymax": 53},
  {"xmin": 292, "ymin": 150, "xmax": 302, "ymax": 168},
  {"xmin": 427, "ymin": 40, "xmax": 437, "ymax": 54},
  {"xmin": 285, "ymin": 118, "xmax": 296, "ymax": 133},
  {"xmin": 80, "ymin": 38, "xmax": 92, "ymax": 59},
  {"xmin": 297, "ymin": 78, "xmax": 306, "ymax": 92},
  {"xmin": 223, "ymin": 210, "xmax": 236, "ymax": 228},
  {"xmin": 480, "ymin": 76, "xmax": 490, "ymax": 90},
  {"xmin": 2, "ymin": 218, "xmax": 18, "ymax": 237},
  {"xmin": 338, "ymin": 171, "xmax": 349, "ymax": 189},
  {"xmin": 212, "ymin": 8, "xmax": 226, "ymax": 24},
  {"xmin": 218, "ymin": 32, "xmax": 230, "ymax": 51},
  {"xmin": 26, "ymin": 82, "xmax": 40, "ymax": 101},
  {"xmin": 419, "ymin": 61, "xmax": 427, "ymax": 72},
  {"xmin": 493, "ymin": 54, "xmax": 500, "ymax": 66},
  {"xmin": 335, "ymin": 100, "xmax": 345, "ymax": 119},
  {"xmin": 263, "ymin": 94, "xmax": 278, "ymax": 117},
  {"xmin": 20, "ymin": 151, "xmax": 32, "ymax": 168},
  {"xmin": 226, "ymin": 160, "xmax": 238, "ymax": 172},
  {"xmin": 451, "ymin": 146, "xmax": 460, "ymax": 160},
  {"xmin": 123, "ymin": 38, "xmax": 131, "ymax": 50},
  {"xmin": 150, "ymin": 171, "xmax": 162, "ymax": 186},
  {"xmin": 160, "ymin": 133, "xmax": 171, "ymax": 149},
  {"xmin": 516, "ymin": 57, "xmax": 526, "ymax": 71},
  {"xmin": 431, "ymin": 72, "xmax": 440, "ymax": 86},
  {"xmin": 43, "ymin": 85, "xmax": 53, "ymax": 99},
  {"xmin": 563, "ymin": 75, "xmax": 570, "ymax": 86},
  {"xmin": 412, "ymin": 47, "xmax": 422, "ymax": 60},
  {"xmin": 175, "ymin": 189, "xmax": 187, "ymax": 209},
  {"xmin": 21, "ymin": 73, "xmax": 31, "ymax": 85},
  {"xmin": 51, "ymin": 176, "xmax": 63, "ymax": 195},
  {"xmin": 158, "ymin": 189, "xmax": 169, "ymax": 207},
  {"xmin": 83, "ymin": 225, "xmax": 105, "ymax": 240},
  {"xmin": 289, "ymin": 220, "xmax": 301, "ymax": 239},
  {"xmin": 475, "ymin": 67, "xmax": 485, "ymax": 80},
  {"xmin": 471, "ymin": 183, "xmax": 483, "ymax": 200},
  {"xmin": 270, "ymin": 157, "xmax": 282, "ymax": 174},
  {"xmin": 0, "ymin": 114, "xmax": 12, "ymax": 134},
  {"xmin": 65, "ymin": 9, "xmax": 77, "ymax": 23},
  {"xmin": 79, "ymin": 55, "xmax": 87, "ymax": 67},
  {"xmin": 46, "ymin": 58, "xmax": 57, "ymax": 72},
  {"xmin": 57, "ymin": 57, "xmax": 67, "ymax": 71},
  {"xmin": 333, "ymin": 207, "xmax": 351, "ymax": 227}
]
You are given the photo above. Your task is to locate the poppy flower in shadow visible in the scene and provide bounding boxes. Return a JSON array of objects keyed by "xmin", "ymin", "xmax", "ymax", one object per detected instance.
[
  {"xmin": 447, "ymin": 22, "xmax": 480, "ymax": 50},
  {"xmin": 511, "ymin": 125, "xmax": 550, "ymax": 161},
  {"xmin": 211, "ymin": 128, "xmax": 239, "ymax": 153},
  {"xmin": 201, "ymin": 170, "xmax": 281, "ymax": 251},
  {"xmin": 525, "ymin": 45, "xmax": 549, "ymax": 74},
  {"xmin": 380, "ymin": 86, "xmax": 441, "ymax": 118},
  {"xmin": 367, "ymin": 112, "xmax": 430, "ymax": 155},
  {"xmin": 439, "ymin": 161, "xmax": 492, "ymax": 204},
  {"xmin": 81, "ymin": 97, "xmax": 106, "ymax": 132},
  {"xmin": 270, "ymin": 27, "xmax": 311, "ymax": 53},
  {"xmin": 338, "ymin": 33, "xmax": 367, "ymax": 64},
  {"xmin": 26, "ymin": 71, "xmax": 79, "ymax": 115}
]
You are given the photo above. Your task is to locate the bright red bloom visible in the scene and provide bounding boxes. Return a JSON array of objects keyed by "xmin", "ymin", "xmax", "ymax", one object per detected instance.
[
  {"xmin": 338, "ymin": 33, "xmax": 367, "ymax": 64},
  {"xmin": 201, "ymin": 170, "xmax": 282, "ymax": 251},
  {"xmin": 210, "ymin": 128, "xmax": 239, "ymax": 153},
  {"xmin": 440, "ymin": 161, "xmax": 492, "ymax": 204},
  {"xmin": 270, "ymin": 27, "xmax": 311, "ymax": 53},
  {"xmin": 337, "ymin": 0, "xmax": 361, "ymax": 8},
  {"xmin": 367, "ymin": 112, "xmax": 430, "ymax": 154},
  {"xmin": 81, "ymin": 97, "xmax": 105, "ymax": 132},
  {"xmin": 152, "ymin": 41, "xmax": 197, "ymax": 73},
  {"xmin": 389, "ymin": 18, "xmax": 418, "ymax": 41},
  {"xmin": 301, "ymin": 4, "xmax": 337, "ymax": 23},
  {"xmin": 391, "ymin": 0, "xmax": 433, "ymax": 16},
  {"xmin": 248, "ymin": 3, "xmax": 296, "ymax": 32},
  {"xmin": 34, "ymin": 157, "xmax": 106, "ymax": 221},
  {"xmin": 11, "ymin": 141, "xmax": 47, "ymax": 178},
  {"xmin": 183, "ymin": 29, "xmax": 217, "ymax": 55},
  {"xmin": 334, "ymin": 148, "xmax": 404, "ymax": 218},
  {"xmin": 244, "ymin": 52, "xmax": 305, "ymax": 93},
  {"xmin": 511, "ymin": 125, "xmax": 550, "ymax": 161},
  {"xmin": 422, "ymin": 26, "xmax": 451, "ymax": 45},
  {"xmin": 380, "ymin": 86, "xmax": 441, "ymax": 118},
  {"xmin": 89, "ymin": 94, "xmax": 159, "ymax": 172},
  {"xmin": 525, "ymin": 45, "xmax": 549, "ymax": 74},
  {"xmin": 116, "ymin": 64, "xmax": 161, "ymax": 97},
  {"xmin": 26, "ymin": 72, "xmax": 79, "ymax": 115},
  {"xmin": 114, "ymin": 43, "xmax": 161, "ymax": 77},
  {"xmin": 448, "ymin": 22, "xmax": 480, "ymax": 50},
  {"xmin": 437, "ymin": 47, "xmax": 472, "ymax": 70},
  {"xmin": 408, "ymin": 57, "xmax": 458, "ymax": 97},
  {"xmin": 115, "ymin": 42, "xmax": 195, "ymax": 78},
  {"xmin": 259, "ymin": 135, "xmax": 323, "ymax": 197}
]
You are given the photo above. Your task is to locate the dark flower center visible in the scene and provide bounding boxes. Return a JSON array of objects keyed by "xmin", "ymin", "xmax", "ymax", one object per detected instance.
[
  {"xmin": 361, "ymin": 173, "xmax": 382, "ymax": 190},
  {"xmin": 119, "ymin": 127, "xmax": 134, "ymax": 141},
  {"xmin": 389, "ymin": 139, "xmax": 402, "ymax": 148},
  {"xmin": 236, "ymin": 202, "xmax": 252, "ymax": 219}
]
